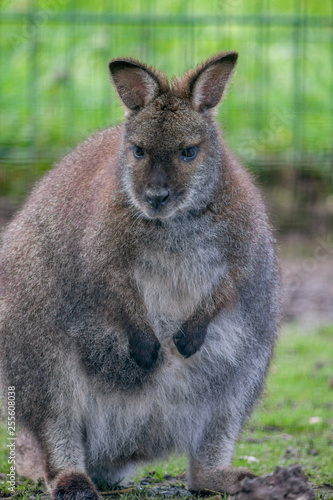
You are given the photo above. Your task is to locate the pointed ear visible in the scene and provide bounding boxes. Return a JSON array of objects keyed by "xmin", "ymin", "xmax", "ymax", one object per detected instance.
[
  {"xmin": 188, "ymin": 52, "xmax": 238, "ymax": 112},
  {"xmin": 109, "ymin": 59, "xmax": 168, "ymax": 112}
]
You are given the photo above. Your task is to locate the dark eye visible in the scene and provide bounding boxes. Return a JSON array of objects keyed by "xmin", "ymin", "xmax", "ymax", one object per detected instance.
[
  {"xmin": 180, "ymin": 146, "xmax": 198, "ymax": 161},
  {"xmin": 133, "ymin": 145, "xmax": 145, "ymax": 158}
]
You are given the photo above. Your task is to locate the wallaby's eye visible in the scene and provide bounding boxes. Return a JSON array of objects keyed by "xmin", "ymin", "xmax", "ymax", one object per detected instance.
[
  {"xmin": 133, "ymin": 145, "xmax": 145, "ymax": 159},
  {"xmin": 180, "ymin": 146, "xmax": 199, "ymax": 161}
]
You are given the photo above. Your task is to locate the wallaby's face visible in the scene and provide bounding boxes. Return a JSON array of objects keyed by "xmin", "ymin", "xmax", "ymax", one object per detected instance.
[
  {"xmin": 120, "ymin": 97, "xmax": 209, "ymax": 220},
  {"xmin": 109, "ymin": 53, "xmax": 238, "ymax": 219}
]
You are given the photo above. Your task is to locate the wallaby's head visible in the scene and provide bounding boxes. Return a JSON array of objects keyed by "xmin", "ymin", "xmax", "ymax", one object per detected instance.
[{"xmin": 109, "ymin": 52, "xmax": 238, "ymax": 219}]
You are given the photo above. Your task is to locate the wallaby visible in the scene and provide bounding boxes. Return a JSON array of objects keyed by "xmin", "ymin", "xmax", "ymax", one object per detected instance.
[{"xmin": 0, "ymin": 52, "xmax": 281, "ymax": 499}]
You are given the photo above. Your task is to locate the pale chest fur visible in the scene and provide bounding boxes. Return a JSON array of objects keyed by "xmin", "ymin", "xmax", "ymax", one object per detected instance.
[{"xmin": 133, "ymin": 220, "xmax": 227, "ymax": 332}]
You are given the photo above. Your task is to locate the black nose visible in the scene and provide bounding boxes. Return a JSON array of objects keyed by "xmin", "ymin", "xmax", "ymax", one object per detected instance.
[{"xmin": 145, "ymin": 188, "xmax": 170, "ymax": 210}]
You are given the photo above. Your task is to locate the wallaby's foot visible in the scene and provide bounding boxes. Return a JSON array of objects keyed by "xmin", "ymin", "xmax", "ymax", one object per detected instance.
[
  {"xmin": 129, "ymin": 333, "xmax": 160, "ymax": 369},
  {"xmin": 173, "ymin": 326, "xmax": 206, "ymax": 358},
  {"xmin": 53, "ymin": 471, "xmax": 100, "ymax": 499},
  {"xmin": 188, "ymin": 464, "xmax": 257, "ymax": 495}
]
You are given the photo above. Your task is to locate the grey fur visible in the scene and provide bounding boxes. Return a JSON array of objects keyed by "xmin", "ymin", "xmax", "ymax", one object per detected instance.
[{"xmin": 0, "ymin": 52, "xmax": 280, "ymax": 498}]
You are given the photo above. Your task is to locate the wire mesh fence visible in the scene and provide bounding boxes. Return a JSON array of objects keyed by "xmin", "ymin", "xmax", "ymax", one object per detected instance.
[{"xmin": 0, "ymin": 0, "xmax": 332, "ymax": 235}]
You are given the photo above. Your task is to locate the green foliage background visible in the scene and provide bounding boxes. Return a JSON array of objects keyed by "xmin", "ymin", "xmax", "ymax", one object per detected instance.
[{"xmin": 0, "ymin": 0, "xmax": 332, "ymax": 201}]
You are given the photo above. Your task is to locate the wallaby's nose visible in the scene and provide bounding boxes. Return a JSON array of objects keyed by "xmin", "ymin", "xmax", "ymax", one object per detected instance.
[{"xmin": 145, "ymin": 188, "xmax": 170, "ymax": 210}]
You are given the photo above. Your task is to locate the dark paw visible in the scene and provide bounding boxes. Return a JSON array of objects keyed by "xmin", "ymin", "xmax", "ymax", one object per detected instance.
[
  {"xmin": 173, "ymin": 327, "xmax": 206, "ymax": 358},
  {"xmin": 53, "ymin": 472, "xmax": 99, "ymax": 500},
  {"xmin": 129, "ymin": 334, "xmax": 160, "ymax": 369}
]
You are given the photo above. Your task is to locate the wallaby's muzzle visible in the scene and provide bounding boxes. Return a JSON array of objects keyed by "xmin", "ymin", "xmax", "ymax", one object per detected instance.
[{"xmin": 145, "ymin": 187, "xmax": 170, "ymax": 210}]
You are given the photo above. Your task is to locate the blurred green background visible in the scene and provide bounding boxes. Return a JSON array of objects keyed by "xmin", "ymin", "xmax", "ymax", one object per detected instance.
[{"xmin": 0, "ymin": 0, "xmax": 332, "ymax": 237}]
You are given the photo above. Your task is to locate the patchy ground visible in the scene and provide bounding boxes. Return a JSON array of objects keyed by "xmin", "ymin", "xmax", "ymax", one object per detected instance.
[
  {"xmin": 281, "ymin": 234, "xmax": 333, "ymax": 328},
  {"xmin": 234, "ymin": 465, "xmax": 315, "ymax": 500},
  {"xmin": 0, "ymin": 466, "xmax": 330, "ymax": 500}
]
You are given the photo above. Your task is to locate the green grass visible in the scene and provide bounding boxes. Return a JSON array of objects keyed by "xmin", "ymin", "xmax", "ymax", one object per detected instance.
[
  {"xmin": 233, "ymin": 324, "xmax": 333, "ymax": 484},
  {"xmin": 1, "ymin": 323, "xmax": 332, "ymax": 498}
]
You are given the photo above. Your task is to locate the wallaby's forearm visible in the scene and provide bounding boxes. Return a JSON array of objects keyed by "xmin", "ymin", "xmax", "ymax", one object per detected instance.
[{"xmin": 173, "ymin": 270, "xmax": 239, "ymax": 357}]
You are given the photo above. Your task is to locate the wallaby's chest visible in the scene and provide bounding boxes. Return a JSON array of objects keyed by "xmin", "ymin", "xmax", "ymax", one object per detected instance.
[{"xmin": 133, "ymin": 221, "xmax": 226, "ymax": 329}]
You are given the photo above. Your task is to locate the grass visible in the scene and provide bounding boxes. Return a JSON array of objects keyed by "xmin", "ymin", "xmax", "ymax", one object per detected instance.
[
  {"xmin": 0, "ymin": 323, "xmax": 332, "ymax": 498},
  {"xmin": 233, "ymin": 324, "xmax": 333, "ymax": 485}
]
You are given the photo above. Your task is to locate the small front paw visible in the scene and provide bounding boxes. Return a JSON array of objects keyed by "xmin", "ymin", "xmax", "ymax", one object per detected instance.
[
  {"xmin": 129, "ymin": 335, "xmax": 160, "ymax": 370},
  {"xmin": 173, "ymin": 327, "xmax": 206, "ymax": 358}
]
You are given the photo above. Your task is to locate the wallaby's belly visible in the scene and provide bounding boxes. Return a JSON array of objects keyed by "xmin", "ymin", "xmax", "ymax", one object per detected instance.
[
  {"xmin": 84, "ymin": 354, "xmax": 207, "ymax": 463},
  {"xmin": 81, "ymin": 304, "xmax": 249, "ymax": 464}
]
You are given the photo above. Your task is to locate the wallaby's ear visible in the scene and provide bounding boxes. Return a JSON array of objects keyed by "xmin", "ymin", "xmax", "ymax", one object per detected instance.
[
  {"xmin": 109, "ymin": 59, "xmax": 169, "ymax": 112},
  {"xmin": 188, "ymin": 52, "xmax": 238, "ymax": 112}
]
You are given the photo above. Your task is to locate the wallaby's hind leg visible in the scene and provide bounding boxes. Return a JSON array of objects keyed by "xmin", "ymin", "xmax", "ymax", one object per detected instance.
[
  {"xmin": 15, "ymin": 427, "xmax": 99, "ymax": 499},
  {"xmin": 188, "ymin": 461, "xmax": 256, "ymax": 495},
  {"xmin": 187, "ymin": 411, "xmax": 256, "ymax": 494},
  {"xmin": 36, "ymin": 418, "xmax": 99, "ymax": 500}
]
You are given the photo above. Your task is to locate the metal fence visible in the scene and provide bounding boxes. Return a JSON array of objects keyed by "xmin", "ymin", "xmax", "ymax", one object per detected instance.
[{"xmin": 0, "ymin": 0, "xmax": 332, "ymax": 234}]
